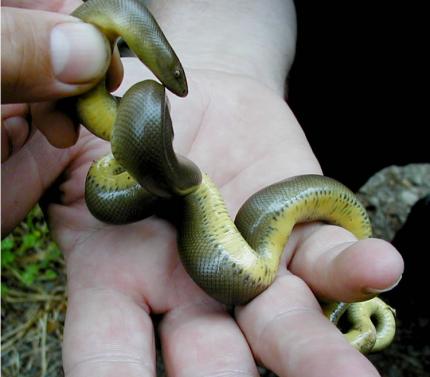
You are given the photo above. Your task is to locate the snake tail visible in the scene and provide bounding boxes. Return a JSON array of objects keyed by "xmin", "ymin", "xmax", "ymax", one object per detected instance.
[
  {"xmin": 177, "ymin": 174, "xmax": 372, "ymax": 306},
  {"xmin": 324, "ymin": 297, "xmax": 396, "ymax": 353}
]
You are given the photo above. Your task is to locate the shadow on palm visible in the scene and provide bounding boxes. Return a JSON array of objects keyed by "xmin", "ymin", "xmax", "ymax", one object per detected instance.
[
  {"xmin": 48, "ymin": 59, "xmax": 320, "ymax": 314},
  {"xmin": 47, "ymin": 59, "xmax": 402, "ymax": 377}
]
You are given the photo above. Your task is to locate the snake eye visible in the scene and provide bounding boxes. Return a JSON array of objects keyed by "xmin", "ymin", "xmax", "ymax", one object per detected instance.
[{"xmin": 174, "ymin": 69, "xmax": 181, "ymax": 79}]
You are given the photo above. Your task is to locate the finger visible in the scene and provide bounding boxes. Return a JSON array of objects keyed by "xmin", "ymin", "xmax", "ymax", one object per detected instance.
[
  {"xmin": 1, "ymin": 126, "xmax": 9, "ymax": 162},
  {"xmin": 2, "ymin": 0, "xmax": 124, "ymax": 92},
  {"xmin": 31, "ymin": 100, "xmax": 80, "ymax": 149},
  {"xmin": 160, "ymin": 302, "xmax": 260, "ymax": 377},
  {"xmin": 63, "ymin": 287, "xmax": 156, "ymax": 377},
  {"xmin": 236, "ymin": 272, "xmax": 381, "ymax": 377},
  {"xmin": 1, "ymin": 116, "xmax": 30, "ymax": 161},
  {"xmin": 1, "ymin": 1, "xmax": 83, "ymax": 13},
  {"xmin": 106, "ymin": 45, "xmax": 124, "ymax": 92},
  {"xmin": 287, "ymin": 224, "xmax": 404, "ymax": 302},
  {"xmin": 1, "ymin": 130, "xmax": 73, "ymax": 237},
  {"xmin": 1, "ymin": 7, "xmax": 111, "ymax": 103},
  {"xmin": 1, "ymin": 103, "xmax": 31, "ymax": 162},
  {"xmin": 29, "ymin": 48, "xmax": 123, "ymax": 149},
  {"xmin": 1, "ymin": 103, "xmax": 29, "ymax": 118}
]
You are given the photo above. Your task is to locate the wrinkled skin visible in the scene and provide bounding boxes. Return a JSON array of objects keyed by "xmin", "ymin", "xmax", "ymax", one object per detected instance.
[
  {"xmin": 1, "ymin": 2, "xmax": 404, "ymax": 376},
  {"xmin": 47, "ymin": 63, "xmax": 404, "ymax": 376}
]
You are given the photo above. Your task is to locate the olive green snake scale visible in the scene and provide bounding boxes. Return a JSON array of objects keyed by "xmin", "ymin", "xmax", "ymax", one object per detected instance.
[{"xmin": 72, "ymin": 0, "xmax": 396, "ymax": 354}]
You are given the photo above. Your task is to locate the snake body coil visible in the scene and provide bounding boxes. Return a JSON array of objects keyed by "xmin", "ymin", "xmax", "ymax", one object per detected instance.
[
  {"xmin": 178, "ymin": 173, "xmax": 371, "ymax": 305},
  {"xmin": 73, "ymin": 0, "xmax": 396, "ymax": 354}
]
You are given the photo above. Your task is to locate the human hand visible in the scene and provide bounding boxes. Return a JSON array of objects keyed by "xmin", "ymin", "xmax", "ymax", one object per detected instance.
[
  {"xmin": 2, "ymin": 0, "xmax": 404, "ymax": 375},
  {"xmin": 1, "ymin": 0, "xmax": 122, "ymax": 236},
  {"xmin": 45, "ymin": 59, "xmax": 404, "ymax": 377}
]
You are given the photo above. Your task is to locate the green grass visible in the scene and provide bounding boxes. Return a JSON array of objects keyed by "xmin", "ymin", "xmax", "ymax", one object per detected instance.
[{"xmin": 1, "ymin": 206, "xmax": 66, "ymax": 377}]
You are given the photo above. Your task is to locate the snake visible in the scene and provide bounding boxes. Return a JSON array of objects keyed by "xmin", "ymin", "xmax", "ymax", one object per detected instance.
[{"xmin": 72, "ymin": 0, "xmax": 396, "ymax": 354}]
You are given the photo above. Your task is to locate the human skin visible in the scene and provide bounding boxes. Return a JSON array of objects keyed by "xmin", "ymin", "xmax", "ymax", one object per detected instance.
[{"xmin": 1, "ymin": 1, "xmax": 404, "ymax": 376}]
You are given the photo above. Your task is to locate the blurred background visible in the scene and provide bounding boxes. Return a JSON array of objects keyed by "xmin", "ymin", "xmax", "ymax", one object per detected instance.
[{"xmin": 289, "ymin": 1, "xmax": 428, "ymax": 191}]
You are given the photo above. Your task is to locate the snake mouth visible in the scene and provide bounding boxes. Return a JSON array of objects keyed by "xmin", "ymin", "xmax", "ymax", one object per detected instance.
[
  {"xmin": 171, "ymin": 82, "xmax": 188, "ymax": 97},
  {"xmin": 173, "ymin": 66, "xmax": 188, "ymax": 97}
]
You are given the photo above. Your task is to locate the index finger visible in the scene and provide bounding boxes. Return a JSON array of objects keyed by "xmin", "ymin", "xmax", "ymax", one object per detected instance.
[{"xmin": 1, "ymin": 7, "xmax": 111, "ymax": 103}]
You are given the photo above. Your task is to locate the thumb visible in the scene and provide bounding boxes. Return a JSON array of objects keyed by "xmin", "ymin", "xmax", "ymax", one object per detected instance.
[{"xmin": 1, "ymin": 7, "xmax": 111, "ymax": 103}]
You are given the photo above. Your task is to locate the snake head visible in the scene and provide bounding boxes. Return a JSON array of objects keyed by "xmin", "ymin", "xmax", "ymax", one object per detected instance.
[
  {"xmin": 158, "ymin": 59, "xmax": 188, "ymax": 97},
  {"xmin": 144, "ymin": 49, "xmax": 188, "ymax": 97},
  {"xmin": 72, "ymin": 0, "xmax": 189, "ymax": 97}
]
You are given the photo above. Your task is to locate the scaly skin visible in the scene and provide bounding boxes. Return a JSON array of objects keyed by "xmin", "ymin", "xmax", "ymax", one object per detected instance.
[
  {"xmin": 73, "ymin": 0, "xmax": 396, "ymax": 354},
  {"xmin": 177, "ymin": 173, "xmax": 371, "ymax": 306},
  {"xmin": 72, "ymin": 0, "xmax": 188, "ymax": 97}
]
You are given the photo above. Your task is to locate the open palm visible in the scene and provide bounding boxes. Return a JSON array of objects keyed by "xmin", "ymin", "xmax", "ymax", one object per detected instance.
[{"xmin": 43, "ymin": 60, "xmax": 404, "ymax": 377}]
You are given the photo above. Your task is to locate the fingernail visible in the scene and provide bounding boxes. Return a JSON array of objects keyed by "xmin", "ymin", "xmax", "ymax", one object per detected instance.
[
  {"xmin": 50, "ymin": 22, "xmax": 111, "ymax": 84},
  {"xmin": 365, "ymin": 274, "xmax": 403, "ymax": 294}
]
